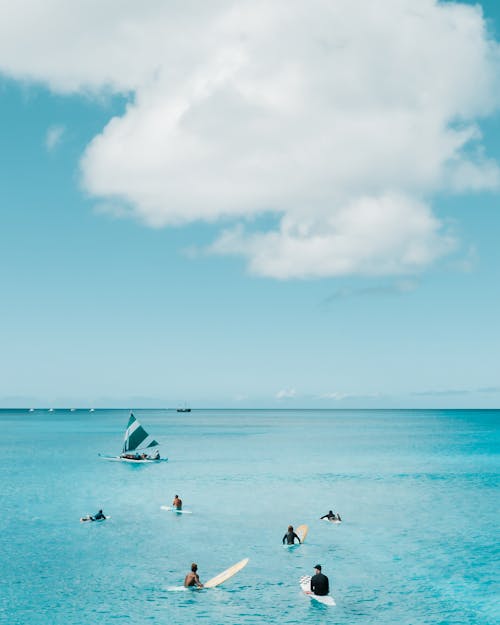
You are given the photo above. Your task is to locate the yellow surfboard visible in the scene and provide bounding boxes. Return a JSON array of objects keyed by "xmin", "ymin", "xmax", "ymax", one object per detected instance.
[
  {"xmin": 296, "ymin": 524, "xmax": 308, "ymax": 542},
  {"xmin": 204, "ymin": 558, "xmax": 249, "ymax": 588}
]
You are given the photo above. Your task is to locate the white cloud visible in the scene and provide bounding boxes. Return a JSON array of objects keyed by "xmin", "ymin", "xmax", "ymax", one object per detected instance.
[
  {"xmin": 45, "ymin": 124, "xmax": 65, "ymax": 151},
  {"xmin": 210, "ymin": 194, "xmax": 456, "ymax": 278},
  {"xmin": 275, "ymin": 388, "xmax": 297, "ymax": 400},
  {"xmin": 1, "ymin": 1, "xmax": 499, "ymax": 278},
  {"xmin": 319, "ymin": 391, "xmax": 382, "ymax": 401}
]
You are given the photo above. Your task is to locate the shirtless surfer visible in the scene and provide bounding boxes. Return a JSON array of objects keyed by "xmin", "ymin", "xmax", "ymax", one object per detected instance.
[
  {"xmin": 172, "ymin": 495, "xmax": 182, "ymax": 510},
  {"xmin": 184, "ymin": 563, "xmax": 203, "ymax": 588}
]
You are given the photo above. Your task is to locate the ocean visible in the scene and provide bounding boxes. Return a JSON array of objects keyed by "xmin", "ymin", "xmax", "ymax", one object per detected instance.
[{"xmin": 1, "ymin": 409, "xmax": 498, "ymax": 624}]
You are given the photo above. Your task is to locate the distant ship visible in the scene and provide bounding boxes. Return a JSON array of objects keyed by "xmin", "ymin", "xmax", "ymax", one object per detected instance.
[{"xmin": 176, "ymin": 402, "xmax": 191, "ymax": 413}]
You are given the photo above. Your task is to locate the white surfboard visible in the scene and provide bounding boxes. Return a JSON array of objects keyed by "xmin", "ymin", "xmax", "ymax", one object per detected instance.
[
  {"xmin": 321, "ymin": 517, "xmax": 342, "ymax": 524},
  {"xmin": 161, "ymin": 505, "xmax": 193, "ymax": 514},
  {"xmin": 300, "ymin": 575, "xmax": 335, "ymax": 606},
  {"xmin": 204, "ymin": 558, "xmax": 249, "ymax": 588}
]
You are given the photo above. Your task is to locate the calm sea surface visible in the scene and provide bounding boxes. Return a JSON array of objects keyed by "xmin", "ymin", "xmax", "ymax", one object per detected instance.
[{"xmin": 1, "ymin": 409, "xmax": 499, "ymax": 624}]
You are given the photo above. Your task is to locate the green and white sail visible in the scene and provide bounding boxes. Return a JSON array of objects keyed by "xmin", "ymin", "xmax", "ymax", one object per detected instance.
[{"xmin": 122, "ymin": 413, "xmax": 159, "ymax": 453}]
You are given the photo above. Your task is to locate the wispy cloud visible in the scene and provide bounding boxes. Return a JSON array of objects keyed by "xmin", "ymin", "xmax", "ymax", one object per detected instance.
[
  {"xmin": 412, "ymin": 386, "xmax": 500, "ymax": 397},
  {"xmin": 275, "ymin": 388, "xmax": 297, "ymax": 400},
  {"xmin": 45, "ymin": 124, "xmax": 65, "ymax": 151},
  {"xmin": 451, "ymin": 245, "xmax": 479, "ymax": 273},
  {"xmin": 233, "ymin": 394, "xmax": 248, "ymax": 402},
  {"xmin": 322, "ymin": 279, "xmax": 418, "ymax": 306},
  {"xmin": 318, "ymin": 391, "xmax": 383, "ymax": 401}
]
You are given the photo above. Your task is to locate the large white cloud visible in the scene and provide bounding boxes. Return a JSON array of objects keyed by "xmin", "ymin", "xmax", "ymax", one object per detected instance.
[{"xmin": 0, "ymin": 0, "xmax": 499, "ymax": 277}]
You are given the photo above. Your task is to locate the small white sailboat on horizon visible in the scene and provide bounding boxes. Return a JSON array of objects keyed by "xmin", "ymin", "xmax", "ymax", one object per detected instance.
[{"xmin": 99, "ymin": 412, "xmax": 167, "ymax": 463}]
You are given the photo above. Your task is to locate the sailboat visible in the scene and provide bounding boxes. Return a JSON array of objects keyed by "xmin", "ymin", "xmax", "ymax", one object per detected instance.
[{"xmin": 99, "ymin": 412, "xmax": 167, "ymax": 463}]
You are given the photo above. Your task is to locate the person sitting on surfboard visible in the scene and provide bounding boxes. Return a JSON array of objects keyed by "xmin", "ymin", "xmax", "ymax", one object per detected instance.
[
  {"xmin": 311, "ymin": 564, "xmax": 329, "ymax": 596},
  {"xmin": 172, "ymin": 495, "xmax": 182, "ymax": 510},
  {"xmin": 184, "ymin": 563, "xmax": 203, "ymax": 588},
  {"xmin": 282, "ymin": 525, "xmax": 301, "ymax": 545}
]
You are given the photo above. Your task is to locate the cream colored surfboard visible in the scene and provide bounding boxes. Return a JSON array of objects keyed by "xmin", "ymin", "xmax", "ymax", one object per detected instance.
[
  {"xmin": 296, "ymin": 524, "xmax": 309, "ymax": 542},
  {"xmin": 204, "ymin": 558, "xmax": 249, "ymax": 588}
]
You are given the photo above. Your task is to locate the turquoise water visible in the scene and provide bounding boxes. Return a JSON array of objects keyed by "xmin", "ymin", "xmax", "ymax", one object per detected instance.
[{"xmin": 1, "ymin": 409, "xmax": 499, "ymax": 624}]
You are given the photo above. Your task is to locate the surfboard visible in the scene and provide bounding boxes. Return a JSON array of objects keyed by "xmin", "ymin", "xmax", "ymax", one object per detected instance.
[
  {"xmin": 203, "ymin": 558, "xmax": 249, "ymax": 588},
  {"xmin": 296, "ymin": 524, "xmax": 308, "ymax": 541},
  {"xmin": 161, "ymin": 505, "xmax": 192, "ymax": 514},
  {"xmin": 321, "ymin": 517, "xmax": 341, "ymax": 524},
  {"xmin": 300, "ymin": 576, "xmax": 335, "ymax": 606}
]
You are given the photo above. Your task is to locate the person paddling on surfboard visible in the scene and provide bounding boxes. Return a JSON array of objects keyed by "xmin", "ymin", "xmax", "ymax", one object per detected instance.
[
  {"xmin": 310, "ymin": 564, "xmax": 329, "ymax": 596},
  {"xmin": 282, "ymin": 525, "xmax": 301, "ymax": 545},
  {"xmin": 320, "ymin": 510, "xmax": 341, "ymax": 521},
  {"xmin": 93, "ymin": 509, "xmax": 106, "ymax": 520},
  {"xmin": 172, "ymin": 495, "xmax": 182, "ymax": 510},
  {"xmin": 320, "ymin": 510, "xmax": 336, "ymax": 520},
  {"xmin": 184, "ymin": 563, "xmax": 203, "ymax": 588}
]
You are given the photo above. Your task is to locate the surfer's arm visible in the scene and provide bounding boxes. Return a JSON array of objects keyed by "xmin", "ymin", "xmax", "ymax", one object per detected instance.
[
  {"xmin": 320, "ymin": 514, "xmax": 327, "ymax": 519},
  {"xmin": 282, "ymin": 534, "xmax": 287, "ymax": 544},
  {"xmin": 294, "ymin": 532, "xmax": 301, "ymax": 543}
]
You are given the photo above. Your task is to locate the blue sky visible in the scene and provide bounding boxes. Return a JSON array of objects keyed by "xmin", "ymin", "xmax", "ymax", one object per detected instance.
[{"xmin": 0, "ymin": 0, "xmax": 499, "ymax": 408}]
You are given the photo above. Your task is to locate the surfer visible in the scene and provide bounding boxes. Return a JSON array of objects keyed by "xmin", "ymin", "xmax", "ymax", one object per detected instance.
[
  {"xmin": 282, "ymin": 525, "xmax": 301, "ymax": 545},
  {"xmin": 320, "ymin": 510, "xmax": 341, "ymax": 521},
  {"xmin": 311, "ymin": 564, "xmax": 329, "ymax": 596},
  {"xmin": 320, "ymin": 510, "xmax": 335, "ymax": 520},
  {"xmin": 81, "ymin": 509, "xmax": 106, "ymax": 522},
  {"xmin": 172, "ymin": 495, "xmax": 182, "ymax": 510},
  {"xmin": 184, "ymin": 563, "xmax": 203, "ymax": 588}
]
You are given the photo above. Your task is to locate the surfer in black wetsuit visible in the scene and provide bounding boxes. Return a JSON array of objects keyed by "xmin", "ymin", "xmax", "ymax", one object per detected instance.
[
  {"xmin": 282, "ymin": 525, "xmax": 301, "ymax": 545},
  {"xmin": 320, "ymin": 510, "xmax": 336, "ymax": 520},
  {"xmin": 311, "ymin": 564, "xmax": 329, "ymax": 596},
  {"xmin": 93, "ymin": 509, "xmax": 105, "ymax": 520},
  {"xmin": 184, "ymin": 563, "xmax": 203, "ymax": 588}
]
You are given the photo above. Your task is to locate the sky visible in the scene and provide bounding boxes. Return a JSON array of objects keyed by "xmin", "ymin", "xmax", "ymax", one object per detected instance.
[{"xmin": 0, "ymin": 0, "xmax": 499, "ymax": 409}]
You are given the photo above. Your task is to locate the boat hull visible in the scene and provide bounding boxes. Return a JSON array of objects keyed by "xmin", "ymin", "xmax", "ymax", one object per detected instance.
[{"xmin": 98, "ymin": 454, "xmax": 168, "ymax": 463}]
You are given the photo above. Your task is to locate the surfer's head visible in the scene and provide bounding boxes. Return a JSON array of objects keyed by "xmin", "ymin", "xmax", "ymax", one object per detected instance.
[
  {"xmin": 314, "ymin": 564, "xmax": 322, "ymax": 572},
  {"xmin": 191, "ymin": 563, "xmax": 198, "ymax": 572},
  {"xmin": 288, "ymin": 525, "xmax": 293, "ymax": 532},
  {"xmin": 174, "ymin": 495, "xmax": 178, "ymax": 498}
]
